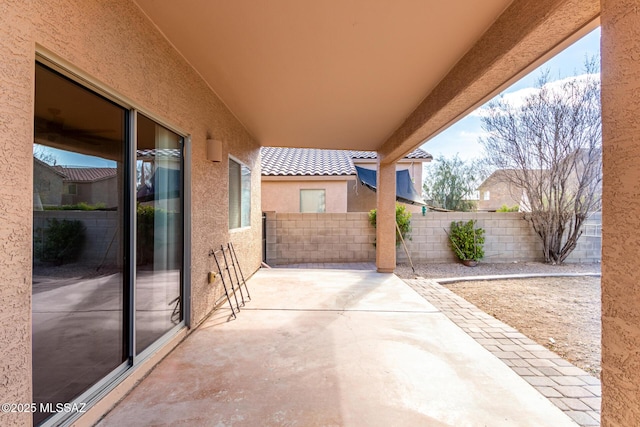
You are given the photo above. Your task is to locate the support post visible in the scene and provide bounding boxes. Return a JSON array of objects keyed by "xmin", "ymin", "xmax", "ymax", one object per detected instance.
[
  {"xmin": 376, "ymin": 157, "xmax": 396, "ymax": 273},
  {"xmin": 601, "ymin": 1, "xmax": 640, "ymax": 425}
]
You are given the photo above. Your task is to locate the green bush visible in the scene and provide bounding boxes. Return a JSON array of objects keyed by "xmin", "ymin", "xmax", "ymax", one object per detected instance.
[
  {"xmin": 36, "ymin": 218, "xmax": 86, "ymax": 265},
  {"xmin": 496, "ymin": 204, "xmax": 519, "ymax": 212},
  {"xmin": 368, "ymin": 203, "xmax": 412, "ymax": 246},
  {"xmin": 448, "ymin": 220, "xmax": 485, "ymax": 262},
  {"xmin": 136, "ymin": 203, "xmax": 171, "ymax": 265},
  {"xmin": 44, "ymin": 202, "xmax": 107, "ymax": 211}
]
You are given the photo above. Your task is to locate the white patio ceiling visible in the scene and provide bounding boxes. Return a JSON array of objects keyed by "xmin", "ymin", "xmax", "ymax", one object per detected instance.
[{"xmin": 134, "ymin": 0, "xmax": 599, "ymax": 158}]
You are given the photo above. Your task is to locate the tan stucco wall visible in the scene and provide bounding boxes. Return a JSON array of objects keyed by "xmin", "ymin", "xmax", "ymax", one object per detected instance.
[
  {"xmin": 1, "ymin": 1, "xmax": 261, "ymax": 424},
  {"xmin": 477, "ymin": 180, "xmax": 522, "ymax": 211},
  {"xmin": 0, "ymin": 3, "xmax": 35, "ymax": 424},
  {"xmin": 601, "ymin": 1, "xmax": 640, "ymax": 425},
  {"xmin": 33, "ymin": 160, "xmax": 63, "ymax": 206},
  {"xmin": 262, "ymin": 179, "xmax": 347, "ymax": 213}
]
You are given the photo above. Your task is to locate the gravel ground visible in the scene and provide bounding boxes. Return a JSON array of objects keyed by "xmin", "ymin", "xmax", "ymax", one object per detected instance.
[{"xmin": 395, "ymin": 261, "xmax": 601, "ymax": 279}]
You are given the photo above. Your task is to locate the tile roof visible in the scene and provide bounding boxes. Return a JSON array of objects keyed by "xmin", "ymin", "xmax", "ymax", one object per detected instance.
[
  {"xmin": 57, "ymin": 167, "xmax": 118, "ymax": 182},
  {"xmin": 261, "ymin": 148, "xmax": 355, "ymax": 176},
  {"xmin": 261, "ymin": 147, "xmax": 432, "ymax": 176},
  {"xmin": 404, "ymin": 148, "xmax": 432, "ymax": 159},
  {"xmin": 349, "ymin": 147, "xmax": 432, "ymax": 160}
]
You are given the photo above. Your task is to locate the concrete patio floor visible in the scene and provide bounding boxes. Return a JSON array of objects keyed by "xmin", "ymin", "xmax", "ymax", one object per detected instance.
[{"xmin": 98, "ymin": 268, "xmax": 577, "ymax": 426}]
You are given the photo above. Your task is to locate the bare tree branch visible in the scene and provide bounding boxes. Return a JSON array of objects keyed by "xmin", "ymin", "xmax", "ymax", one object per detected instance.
[{"xmin": 480, "ymin": 60, "xmax": 601, "ymax": 264}]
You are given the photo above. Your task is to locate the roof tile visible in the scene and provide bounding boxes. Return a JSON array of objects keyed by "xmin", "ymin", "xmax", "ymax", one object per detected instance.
[
  {"xmin": 58, "ymin": 167, "xmax": 117, "ymax": 182},
  {"xmin": 261, "ymin": 147, "xmax": 431, "ymax": 176}
]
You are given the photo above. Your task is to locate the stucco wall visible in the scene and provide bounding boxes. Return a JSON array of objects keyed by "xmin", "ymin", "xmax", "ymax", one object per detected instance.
[
  {"xmin": 1, "ymin": 1, "xmax": 262, "ymax": 424},
  {"xmin": 265, "ymin": 212, "xmax": 601, "ymax": 265},
  {"xmin": 0, "ymin": 2, "xmax": 35, "ymax": 423},
  {"xmin": 33, "ymin": 159, "xmax": 64, "ymax": 206},
  {"xmin": 76, "ymin": 178, "xmax": 119, "ymax": 208},
  {"xmin": 477, "ymin": 180, "xmax": 522, "ymax": 211},
  {"xmin": 262, "ymin": 179, "xmax": 347, "ymax": 213},
  {"xmin": 601, "ymin": 1, "xmax": 640, "ymax": 425}
]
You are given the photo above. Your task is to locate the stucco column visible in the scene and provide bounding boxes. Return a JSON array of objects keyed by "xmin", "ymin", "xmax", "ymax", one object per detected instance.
[
  {"xmin": 0, "ymin": 4, "xmax": 34, "ymax": 427},
  {"xmin": 376, "ymin": 157, "xmax": 396, "ymax": 273},
  {"xmin": 601, "ymin": 1, "xmax": 640, "ymax": 425}
]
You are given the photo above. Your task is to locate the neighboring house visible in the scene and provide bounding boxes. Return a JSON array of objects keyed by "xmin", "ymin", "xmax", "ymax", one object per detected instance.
[
  {"xmin": 33, "ymin": 157, "xmax": 65, "ymax": 208},
  {"xmin": 479, "ymin": 155, "xmax": 601, "ymax": 212},
  {"xmin": 56, "ymin": 166, "xmax": 119, "ymax": 208},
  {"xmin": 33, "ymin": 158, "xmax": 119, "ymax": 209},
  {"xmin": 477, "ymin": 169, "xmax": 524, "ymax": 211},
  {"xmin": 261, "ymin": 147, "xmax": 432, "ymax": 213}
]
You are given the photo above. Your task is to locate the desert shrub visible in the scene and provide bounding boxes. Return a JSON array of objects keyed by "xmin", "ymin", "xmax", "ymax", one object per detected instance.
[
  {"xmin": 44, "ymin": 202, "xmax": 107, "ymax": 211},
  {"xmin": 496, "ymin": 204, "xmax": 519, "ymax": 212},
  {"xmin": 368, "ymin": 203, "xmax": 412, "ymax": 246},
  {"xmin": 448, "ymin": 220, "xmax": 485, "ymax": 261},
  {"xmin": 36, "ymin": 218, "xmax": 86, "ymax": 265}
]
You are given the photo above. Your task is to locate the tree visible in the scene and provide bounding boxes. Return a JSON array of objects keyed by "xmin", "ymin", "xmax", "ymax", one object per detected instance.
[
  {"xmin": 33, "ymin": 143, "xmax": 58, "ymax": 165},
  {"xmin": 480, "ymin": 62, "xmax": 601, "ymax": 264},
  {"xmin": 422, "ymin": 155, "xmax": 479, "ymax": 211}
]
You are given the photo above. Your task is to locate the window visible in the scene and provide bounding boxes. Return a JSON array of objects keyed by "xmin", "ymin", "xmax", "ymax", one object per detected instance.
[
  {"xmin": 300, "ymin": 189, "xmax": 326, "ymax": 213},
  {"xmin": 229, "ymin": 158, "xmax": 251, "ymax": 228},
  {"xmin": 484, "ymin": 191, "xmax": 490, "ymax": 200},
  {"xmin": 66, "ymin": 183, "xmax": 77, "ymax": 195}
]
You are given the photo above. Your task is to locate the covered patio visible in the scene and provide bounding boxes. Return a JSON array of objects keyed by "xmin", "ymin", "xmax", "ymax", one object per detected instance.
[
  {"xmin": 97, "ymin": 268, "xmax": 579, "ymax": 426},
  {"xmin": 2, "ymin": 0, "xmax": 640, "ymax": 426}
]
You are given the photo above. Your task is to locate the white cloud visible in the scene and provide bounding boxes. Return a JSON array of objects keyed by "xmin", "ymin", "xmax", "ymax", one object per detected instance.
[{"xmin": 472, "ymin": 72, "xmax": 600, "ymax": 117}]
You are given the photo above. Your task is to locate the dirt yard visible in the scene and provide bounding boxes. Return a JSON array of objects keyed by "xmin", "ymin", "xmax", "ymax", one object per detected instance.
[
  {"xmin": 449, "ymin": 276, "xmax": 601, "ymax": 377},
  {"xmin": 395, "ymin": 263, "xmax": 601, "ymax": 378}
]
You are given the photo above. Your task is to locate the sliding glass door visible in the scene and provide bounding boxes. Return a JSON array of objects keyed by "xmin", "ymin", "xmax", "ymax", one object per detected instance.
[
  {"xmin": 33, "ymin": 63, "xmax": 127, "ymax": 425},
  {"xmin": 135, "ymin": 114, "xmax": 183, "ymax": 354},
  {"xmin": 32, "ymin": 63, "xmax": 184, "ymax": 425}
]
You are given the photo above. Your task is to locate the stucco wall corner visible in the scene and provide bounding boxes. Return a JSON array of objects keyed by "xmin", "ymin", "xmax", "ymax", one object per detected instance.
[
  {"xmin": 601, "ymin": 0, "xmax": 640, "ymax": 425},
  {"xmin": 0, "ymin": 1, "xmax": 36, "ymax": 426}
]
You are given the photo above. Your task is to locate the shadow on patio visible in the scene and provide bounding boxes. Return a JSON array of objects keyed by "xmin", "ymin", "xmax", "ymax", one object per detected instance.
[{"xmin": 98, "ymin": 268, "xmax": 576, "ymax": 426}]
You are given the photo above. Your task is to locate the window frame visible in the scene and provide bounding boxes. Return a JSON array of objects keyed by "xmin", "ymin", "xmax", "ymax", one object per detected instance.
[
  {"xmin": 299, "ymin": 188, "xmax": 326, "ymax": 213},
  {"xmin": 228, "ymin": 155, "xmax": 251, "ymax": 230}
]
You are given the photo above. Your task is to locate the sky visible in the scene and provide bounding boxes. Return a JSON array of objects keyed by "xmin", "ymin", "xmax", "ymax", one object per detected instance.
[{"xmin": 420, "ymin": 27, "xmax": 601, "ymax": 162}]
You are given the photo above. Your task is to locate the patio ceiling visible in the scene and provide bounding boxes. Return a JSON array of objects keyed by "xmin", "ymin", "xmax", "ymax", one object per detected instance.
[{"xmin": 134, "ymin": 0, "xmax": 599, "ymax": 160}]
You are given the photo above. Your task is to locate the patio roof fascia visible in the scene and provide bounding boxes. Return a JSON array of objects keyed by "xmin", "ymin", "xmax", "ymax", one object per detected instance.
[{"xmin": 377, "ymin": 0, "xmax": 600, "ymax": 164}]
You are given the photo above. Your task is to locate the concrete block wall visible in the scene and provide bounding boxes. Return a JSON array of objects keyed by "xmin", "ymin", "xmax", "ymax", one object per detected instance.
[
  {"xmin": 399, "ymin": 212, "xmax": 600, "ymax": 263},
  {"xmin": 266, "ymin": 211, "xmax": 601, "ymax": 265},
  {"xmin": 34, "ymin": 210, "xmax": 119, "ymax": 265},
  {"xmin": 265, "ymin": 212, "xmax": 376, "ymax": 265},
  {"xmin": 399, "ymin": 212, "xmax": 544, "ymax": 263}
]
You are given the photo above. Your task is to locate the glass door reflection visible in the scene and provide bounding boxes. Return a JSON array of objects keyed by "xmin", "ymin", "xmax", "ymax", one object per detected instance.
[
  {"xmin": 135, "ymin": 114, "xmax": 183, "ymax": 354},
  {"xmin": 32, "ymin": 63, "xmax": 126, "ymax": 425}
]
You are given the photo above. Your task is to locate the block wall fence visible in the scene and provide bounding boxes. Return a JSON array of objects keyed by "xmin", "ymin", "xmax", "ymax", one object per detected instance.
[
  {"xmin": 34, "ymin": 211, "xmax": 120, "ymax": 265},
  {"xmin": 264, "ymin": 211, "xmax": 601, "ymax": 265}
]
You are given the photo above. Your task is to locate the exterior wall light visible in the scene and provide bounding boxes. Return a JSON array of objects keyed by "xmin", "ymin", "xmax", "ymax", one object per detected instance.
[{"xmin": 206, "ymin": 138, "xmax": 222, "ymax": 162}]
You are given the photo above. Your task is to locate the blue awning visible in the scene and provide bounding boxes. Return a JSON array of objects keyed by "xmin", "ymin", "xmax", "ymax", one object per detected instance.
[{"xmin": 355, "ymin": 165, "xmax": 425, "ymax": 206}]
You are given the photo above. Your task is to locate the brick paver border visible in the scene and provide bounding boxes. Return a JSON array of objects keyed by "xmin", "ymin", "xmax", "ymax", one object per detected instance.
[{"xmin": 404, "ymin": 277, "xmax": 601, "ymax": 427}]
